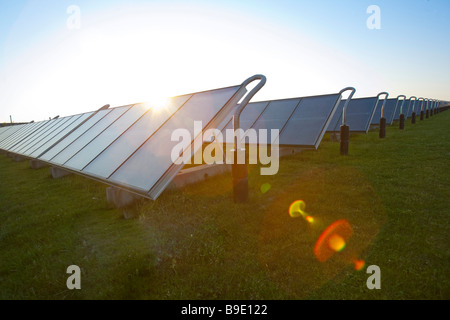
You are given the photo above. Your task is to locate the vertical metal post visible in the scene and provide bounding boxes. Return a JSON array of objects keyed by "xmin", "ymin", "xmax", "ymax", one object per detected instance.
[
  {"xmin": 9, "ymin": 115, "xmax": 12, "ymax": 124},
  {"xmin": 379, "ymin": 117, "xmax": 386, "ymax": 138},
  {"xmin": 420, "ymin": 98, "xmax": 425, "ymax": 121},
  {"xmin": 232, "ymin": 121, "xmax": 248, "ymax": 203},
  {"xmin": 396, "ymin": 95, "xmax": 406, "ymax": 129},
  {"xmin": 379, "ymin": 96, "xmax": 388, "ymax": 138},
  {"xmin": 231, "ymin": 75, "xmax": 266, "ymax": 203},
  {"xmin": 338, "ymin": 87, "xmax": 356, "ymax": 155},
  {"xmin": 340, "ymin": 124, "xmax": 349, "ymax": 155},
  {"xmin": 430, "ymin": 100, "xmax": 434, "ymax": 117},
  {"xmin": 425, "ymin": 99, "xmax": 429, "ymax": 118},
  {"xmin": 409, "ymin": 96, "xmax": 417, "ymax": 124},
  {"xmin": 399, "ymin": 114, "xmax": 405, "ymax": 129}
]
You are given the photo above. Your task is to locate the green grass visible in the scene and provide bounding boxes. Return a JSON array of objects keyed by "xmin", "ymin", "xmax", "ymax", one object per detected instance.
[{"xmin": 0, "ymin": 112, "xmax": 449, "ymax": 300}]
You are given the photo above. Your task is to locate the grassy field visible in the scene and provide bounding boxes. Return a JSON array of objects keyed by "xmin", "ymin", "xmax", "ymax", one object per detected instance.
[{"xmin": 0, "ymin": 111, "xmax": 449, "ymax": 300}]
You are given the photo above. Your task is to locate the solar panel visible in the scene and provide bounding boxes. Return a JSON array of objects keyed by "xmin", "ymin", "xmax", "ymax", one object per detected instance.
[
  {"xmin": 371, "ymin": 98, "xmax": 398, "ymax": 125},
  {"xmin": 0, "ymin": 122, "xmax": 42, "ymax": 149},
  {"xmin": 213, "ymin": 90, "xmax": 349, "ymax": 149},
  {"xmin": 0, "ymin": 75, "xmax": 267, "ymax": 200},
  {"xmin": 328, "ymin": 97, "xmax": 378, "ymax": 133},
  {"xmin": 35, "ymin": 75, "xmax": 264, "ymax": 200},
  {"xmin": 11, "ymin": 118, "xmax": 70, "ymax": 155},
  {"xmin": 15, "ymin": 117, "xmax": 73, "ymax": 156},
  {"xmin": 217, "ymin": 101, "xmax": 270, "ymax": 137},
  {"xmin": 279, "ymin": 94, "xmax": 341, "ymax": 147},
  {"xmin": 63, "ymin": 104, "xmax": 148, "ymax": 171},
  {"xmin": 406, "ymin": 99, "xmax": 417, "ymax": 118},
  {"xmin": 0, "ymin": 126, "xmax": 15, "ymax": 142},
  {"xmin": 0, "ymin": 124, "xmax": 28, "ymax": 145},
  {"xmin": 107, "ymin": 86, "xmax": 245, "ymax": 199},
  {"xmin": 82, "ymin": 95, "xmax": 192, "ymax": 179},
  {"xmin": 392, "ymin": 97, "xmax": 407, "ymax": 121},
  {"xmin": 48, "ymin": 106, "xmax": 131, "ymax": 165},
  {"xmin": 251, "ymin": 98, "xmax": 301, "ymax": 141},
  {"xmin": 2, "ymin": 120, "xmax": 49, "ymax": 151},
  {"xmin": 39, "ymin": 109, "xmax": 113, "ymax": 162},
  {"xmin": 29, "ymin": 113, "xmax": 88, "ymax": 158},
  {"xmin": 417, "ymin": 100, "xmax": 425, "ymax": 112}
]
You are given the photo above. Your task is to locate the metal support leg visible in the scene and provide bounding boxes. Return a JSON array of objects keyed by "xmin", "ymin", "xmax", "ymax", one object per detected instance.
[
  {"xmin": 340, "ymin": 125, "xmax": 349, "ymax": 155},
  {"xmin": 232, "ymin": 162, "xmax": 248, "ymax": 203},
  {"xmin": 399, "ymin": 114, "xmax": 405, "ymax": 130},
  {"xmin": 379, "ymin": 117, "xmax": 386, "ymax": 138}
]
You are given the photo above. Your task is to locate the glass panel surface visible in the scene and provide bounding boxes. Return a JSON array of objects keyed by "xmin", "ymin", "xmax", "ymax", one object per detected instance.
[
  {"xmin": 0, "ymin": 122, "xmax": 44, "ymax": 149},
  {"xmin": 371, "ymin": 99, "xmax": 396, "ymax": 125},
  {"xmin": 83, "ymin": 94, "xmax": 192, "ymax": 179},
  {"xmin": 247, "ymin": 99, "xmax": 301, "ymax": 144},
  {"xmin": 393, "ymin": 99, "xmax": 407, "ymax": 120},
  {"xmin": 64, "ymin": 104, "xmax": 148, "ymax": 171},
  {"xmin": 107, "ymin": 86, "xmax": 240, "ymax": 192},
  {"xmin": 10, "ymin": 118, "xmax": 64, "ymax": 153},
  {"xmin": 40, "ymin": 109, "xmax": 112, "ymax": 162},
  {"xmin": 252, "ymin": 99, "xmax": 300, "ymax": 132},
  {"xmin": 50, "ymin": 107, "xmax": 130, "ymax": 165},
  {"xmin": 327, "ymin": 100, "xmax": 344, "ymax": 132},
  {"xmin": 345, "ymin": 97, "xmax": 377, "ymax": 132},
  {"xmin": 18, "ymin": 116, "xmax": 73, "ymax": 156},
  {"xmin": 30, "ymin": 113, "xmax": 89, "ymax": 158},
  {"xmin": 280, "ymin": 95, "xmax": 339, "ymax": 147},
  {"xmin": 220, "ymin": 101, "xmax": 270, "ymax": 143},
  {"xmin": 0, "ymin": 124, "xmax": 29, "ymax": 146}
]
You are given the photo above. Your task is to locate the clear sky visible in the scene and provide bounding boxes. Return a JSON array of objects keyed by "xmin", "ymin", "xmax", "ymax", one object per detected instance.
[{"xmin": 1, "ymin": 0, "xmax": 449, "ymax": 122}]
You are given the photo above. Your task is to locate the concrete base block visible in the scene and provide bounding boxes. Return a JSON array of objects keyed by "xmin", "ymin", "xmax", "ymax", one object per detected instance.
[
  {"xmin": 106, "ymin": 187, "xmax": 143, "ymax": 219},
  {"xmin": 121, "ymin": 207, "xmax": 139, "ymax": 220},
  {"xmin": 330, "ymin": 133, "xmax": 340, "ymax": 142},
  {"xmin": 106, "ymin": 187, "xmax": 141, "ymax": 209},
  {"xmin": 13, "ymin": 155, "xmax": 26, "ymax": 162},
  {"xmin": 50, "ymin": 167, "xmax": 72, "ymax": 179},
  {"xmin": 279, "ymin": 147, "xmax": 304, "ymax": 157},
  {"xmin": 30, "ymin": 159, "xmax": 48, "ymax": 169},
  {"xmin": 167, "ymin": 164, "xmax": 232, "ymax": 190}
]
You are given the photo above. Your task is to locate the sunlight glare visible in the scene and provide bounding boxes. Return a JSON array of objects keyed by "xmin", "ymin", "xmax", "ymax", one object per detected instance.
[
  {"xmin": 314, "ymin": 219, "xmax": 353, "ymax": 262},
  {"xmin": 289, "ymin": 200, "xmax": 306, "ymax": 218}
]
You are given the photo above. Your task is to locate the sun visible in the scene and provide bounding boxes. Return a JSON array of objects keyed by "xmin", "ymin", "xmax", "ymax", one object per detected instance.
[{"xmin": 148, "ymin": 96, "xmax": 171, "ymax": 111}]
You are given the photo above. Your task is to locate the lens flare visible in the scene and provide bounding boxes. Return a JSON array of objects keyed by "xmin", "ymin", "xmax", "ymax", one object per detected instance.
[
  {"xmin": 314, "ymin": 219, "xmax": 353, "ymax": 262},
  {"xmin": 289, "ymin": 200, "xmax": 306, "ymax": 218},
  {"xmin": 353, "ymin": 260, "xmax": 365, "ymax": 271},
  {"xmin": 305, "ymin": 216, "xmax": 314, "ymax": 223},
  {"xmin": 261, "ymin": 183, "xmax": 271, "ymax": 194},
  {"xmin": 328, "ymin": 234, "xmax": 346, "ymax": 252}
]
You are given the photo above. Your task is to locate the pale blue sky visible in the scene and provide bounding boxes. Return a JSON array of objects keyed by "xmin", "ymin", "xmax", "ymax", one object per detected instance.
[{"xmin": 1, "ymin": 0, "xmax": 449, "ymax": 122}]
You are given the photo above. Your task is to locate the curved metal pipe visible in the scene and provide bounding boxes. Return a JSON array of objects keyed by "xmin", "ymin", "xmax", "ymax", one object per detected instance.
[
  {"xmin": 396, "ymin": 95, "xmax": 407, "ymax": 115},
  {"xmin": 230, "ymin": 74, "xmax": 266, "ymax": 204},
  {"xmin": 408, "ymin": 96, "xmax": 417, "ymax": 114},
  {"xmin": 417, "ymin": 97, "xmax": 424, "ymax": 111},
  {"xmin": 339, "ymin": 87, "xmax": 356, "ymax": 126},
  {"xmin": 233, "ymin": 74, "xmax": 267, "ymax": 136},
  {"xmin": 336, "ymin": 87, "xmax": 356, "ymax": 156},
  {"xmin": 375, "ymin": 92, "xmax": 389, "ymax": 118}
]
